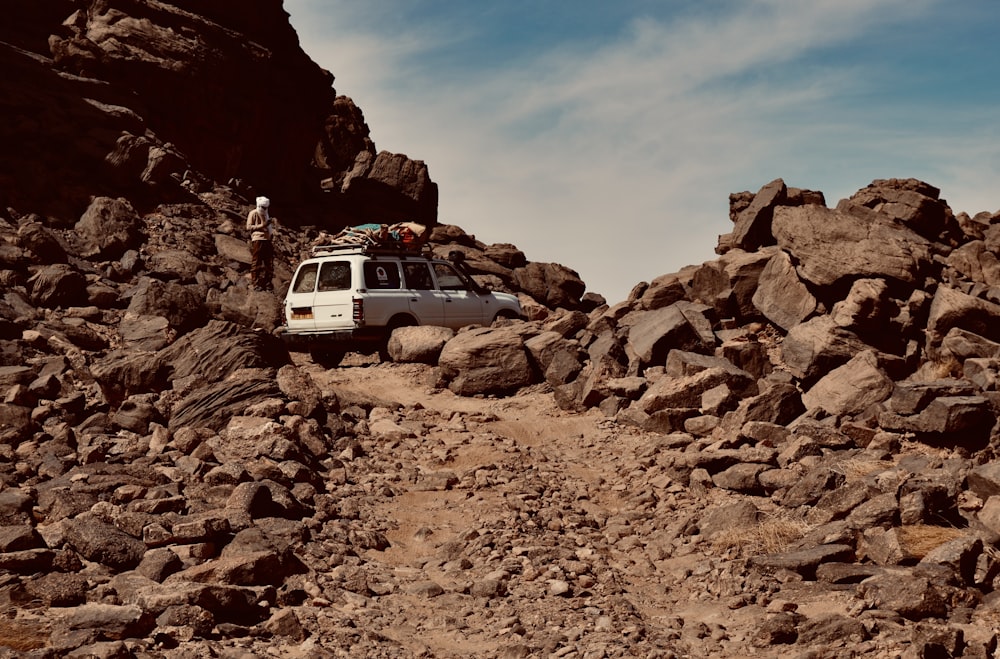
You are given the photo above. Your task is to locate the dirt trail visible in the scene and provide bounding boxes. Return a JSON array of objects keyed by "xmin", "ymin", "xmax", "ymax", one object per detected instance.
[{"xmin": 291, "ymin": 358, "xmax": 871, "ymax": 657}]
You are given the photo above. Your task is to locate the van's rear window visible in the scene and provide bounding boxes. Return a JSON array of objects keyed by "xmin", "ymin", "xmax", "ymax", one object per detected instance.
[{"xmin": 292, "ymin": 263, "xmax": 318, "ymax": 293}]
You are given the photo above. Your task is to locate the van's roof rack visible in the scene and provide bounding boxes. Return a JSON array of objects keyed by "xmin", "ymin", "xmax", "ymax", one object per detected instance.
[{"xmin": 309, "ymin": 241, "xmax": 429, "ymax": 257}]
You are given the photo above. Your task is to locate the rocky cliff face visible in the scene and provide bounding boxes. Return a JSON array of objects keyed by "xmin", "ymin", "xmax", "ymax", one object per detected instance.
[{"xmin": 1, "ymin": 0, "xmax": 436, "ymax": 228}]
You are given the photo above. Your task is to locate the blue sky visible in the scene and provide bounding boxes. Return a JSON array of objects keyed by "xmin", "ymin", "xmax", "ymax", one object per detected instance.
[{"xmin": 284, "ymin": 0, "xmax": 1000, "ymax": 304}]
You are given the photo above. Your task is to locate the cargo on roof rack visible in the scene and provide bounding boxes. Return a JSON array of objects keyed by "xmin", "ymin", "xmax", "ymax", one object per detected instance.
[
  {"xmin": 310, "ymin": 222, "xmax": 430, "ymax": 258},
  {"xmin": 309, "ymin": 242, "xmax": 428, "ymax": 257}
]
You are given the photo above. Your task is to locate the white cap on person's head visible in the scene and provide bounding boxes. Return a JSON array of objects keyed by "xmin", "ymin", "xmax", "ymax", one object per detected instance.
[{"xmin": 256, "ymin": 196, "xmax": 270, "ymax": 208}]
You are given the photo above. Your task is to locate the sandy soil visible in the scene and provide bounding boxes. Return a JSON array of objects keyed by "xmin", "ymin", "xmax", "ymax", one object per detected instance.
[{"xmin": 287, "ymin": 356, "xmax": 879, "ymax": 658}]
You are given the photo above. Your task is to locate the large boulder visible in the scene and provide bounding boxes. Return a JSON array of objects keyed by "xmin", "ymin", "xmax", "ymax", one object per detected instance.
[
  {"xmin": 513, "ymin": 262, "xmax": 587, "ymax": 310},
  {"xmin": 341, "ymin": 151, "xmax": 439, "ymax": 225},
  {"xmin": 946, "ymin": 241, "xmax": 1000, "ymax": 286},
  {"xmin": 387, "ymin": 325, "xmax": 455, "ymax": 364},
  {"xmin": 771, "ymin": 203, "xmax": 934, "ymax": 288},
  {"xmin": 125, "ymin": 277, "xmax": 209, "ymax": 337},
  {"xmin": 90, "ymin": 350, "xmax": 168, "ymax": 407},
  {"xmin": 438, "ymin": 326, "xmax": 535, "ymax": 396},
  {"xmin": 780, "ymin": 316, "xmax": 871, "ymax": 383},
  {"xmin": 167, "ymin": 374, "xmax": 283, "ymax": 431},
  {"xmin": 752, "ymin": 250, "xmax": 817, "ymax": 330},
  {"xmin": 925, "ymin": 285, "xmax": 1000, "ymax": 355},
  {"xmin": 159, "ymin": 320, "xmax": 287, "ymax": 384},
  {"xmin": 625, "ymin": 302, "xmax": 716, "ymax": 368},
  {"xmin": 689, "ymin": 248, "xmax": 776, "ymax": 321},
  {"xmin": 27, "ymin": 264, "xmax": 88, "ymax": 309},
  {"xmin": 729, "ymin": 178, "xmax": 788, "ymax": 251},
  {"xmin": 75, "ymin": 197, "xmax": 145, "ymax": 260},
  {"xmin": 637, "ymin": 366, "xmax": 755, "ymax": 414},
  {"xmin": 801, "ymin": 351, "xmax": 894, "ymax": 417},
  {"xmin": 848, "ymin": 178, "xmax": 957, "ymax": 244}
]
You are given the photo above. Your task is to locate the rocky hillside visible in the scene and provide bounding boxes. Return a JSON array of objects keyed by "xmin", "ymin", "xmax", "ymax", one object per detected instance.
[
  {"xmin": 5, "ymin": 1, "xmax": 1000, "ymax": 657},
  {"xmin": 1, "ymin": 0, "xmax": 437, "ymax": 229}
]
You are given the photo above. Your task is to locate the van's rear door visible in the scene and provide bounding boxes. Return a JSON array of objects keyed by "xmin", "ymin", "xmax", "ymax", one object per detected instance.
[
  {"xmin": 310, "ymin": 260, "xmax": 354, "ymax": 331},
  {"xmin": 285, "ymin": 262, "xmax": 319, "ymax": 331}
]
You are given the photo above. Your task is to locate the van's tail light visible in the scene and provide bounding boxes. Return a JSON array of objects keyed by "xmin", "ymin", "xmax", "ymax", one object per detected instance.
[{"xmin": 353, "ymin": 298, "xmax": 364, "ymax": 325}]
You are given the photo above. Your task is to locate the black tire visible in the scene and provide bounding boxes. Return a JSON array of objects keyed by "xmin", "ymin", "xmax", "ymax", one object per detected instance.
[
  {"xmin": 309, "ymin": 348, "xmax": 345, "ymax": 368},
  {"xmin": 492, "ymin": 310, "xmax": 519, "ymax": 324}
]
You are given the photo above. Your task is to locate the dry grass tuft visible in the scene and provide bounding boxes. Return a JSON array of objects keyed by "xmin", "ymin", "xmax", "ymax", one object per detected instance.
[
  {"xmin": 712, "ymin": 513, "xmax": 813, "ymax": 557},
  {"xmin": 897, "ymin": 524, "xmax": 967, "ymax": 559},
  {"xmin": 830, "ymin": 457, "xmax": 895, "ymax": 481},
  {"xmin": 0, "ymin": 618, "xmax": 49, "ymax": 651}
]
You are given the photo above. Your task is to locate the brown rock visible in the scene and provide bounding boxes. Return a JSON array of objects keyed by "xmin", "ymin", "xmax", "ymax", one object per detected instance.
[
  {"xmin": 857, "ymin": 573, "xmax": 948, "ymax": 621},
  {"xmin": 801, "ymin": 350, "xmax": 894, "ymax": 416},
  {"xmin": 64, "ymin": 515, "xmax": 146, "ymax": 571},
  {"xmin": 771, "ymin": 202, "xmax": 933, "ymax": 288},
  {"xmin": 438, "ymin": 326, "xmax": 535, "ymax": 396},
  {"xmin": 751, "ymin": 250, "xmax": 817, "ymax": 330},
  {"xmin": 730, "ymin": 178, "xmax": 787, "ymax": 251}
]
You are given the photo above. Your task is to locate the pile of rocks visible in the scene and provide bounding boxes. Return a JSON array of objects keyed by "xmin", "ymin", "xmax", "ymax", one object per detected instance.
[
  {"xmin": 383, "ymin": 176, "xmax": 1000, "ymax": 656},
  {"xmin": 3, "ymin": 174, "xmax": 1000, "ymax": 655}
]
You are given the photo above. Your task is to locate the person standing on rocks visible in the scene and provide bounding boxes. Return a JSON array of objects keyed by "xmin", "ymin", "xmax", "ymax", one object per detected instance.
[{"xmin": 246, "ymin": 196, "xmax": 274, "ymax": 291}]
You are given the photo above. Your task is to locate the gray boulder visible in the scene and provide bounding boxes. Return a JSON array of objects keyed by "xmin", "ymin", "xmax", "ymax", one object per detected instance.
[
  {"xmin": 125, "ymin": 277, "xmax": 209, "ymax": 337},
  {"xmin": 801, "ymin": 351, "xmax": 894, "ymax": 417},
  {"xmin": 878, "ymin": 395, "xmax": 994, "ymax": 446},
  {"xmin": 689, "ymin": 248, "xmax": 775, "ymax": 320},
  {"xmin": 524, "ymin": 331, "xmax": 585, "ymax": 386},
  {"xmin": 438, "ymin": 326, "xmax": 535, "ymax": 396},
  {"xmin": 512, "ymin": 261, "xmax": 586, "ymax": 310},
  {"xmin": 848, "ymin": 178, "xmax": 956, "ymax": 242},
  {"xmin": 64, "ymin": 514, "xmax": 146, "ymax": 571},
  {"xmin": 637, "ymin": 269, "xmax": 693, "ymax": 311},
  {"xmin": 637, "ymin": 366, "xmax": 755, "ymax": 415},
  {"xmin": 781, "ymin": 316, "xmax": 870, "ymax": 383},
  {"xmin": 751, "ymin": 250, "xmax": 817, "ymax": 330},
  {"xmin": 926, "ymin": 285, "xmax": 1000, "ymax": 355},
  {"xmin": 947, "ymin": 240, "xmax": 1000, "ymax": 286},
  {"xmin": 387, "ymin": 325, "xmax": 454, "ymax": 364},
  {"xmin": 167, "ymin": 375, "xmax": 282, "ymax": 431},
  {"xmin": 625, "ymin": 302, "xmax": 715, "ymax": 368}
]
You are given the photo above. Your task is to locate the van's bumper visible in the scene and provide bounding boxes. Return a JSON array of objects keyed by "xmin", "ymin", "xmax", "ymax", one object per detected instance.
[{"xmin": 277, "ymin": 326, "xmax": 384, "ymax": 350}]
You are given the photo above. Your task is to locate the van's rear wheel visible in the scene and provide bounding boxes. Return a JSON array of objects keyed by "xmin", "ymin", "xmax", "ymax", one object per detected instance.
[{"xmin": 309, "ymin": 348, "xmax": 345, "ymax": 368}]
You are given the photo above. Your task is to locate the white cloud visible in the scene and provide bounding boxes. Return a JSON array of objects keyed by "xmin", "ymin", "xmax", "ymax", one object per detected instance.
[{"xmin": 286, "ymin": 0, "xmax": 998, "ymax": 303}]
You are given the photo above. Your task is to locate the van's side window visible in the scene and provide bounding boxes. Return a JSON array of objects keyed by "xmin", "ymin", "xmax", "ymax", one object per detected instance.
[
  {"xmin": 317, "ymin": 262, "xmax": 351, "ymax": 291},
  {"xmin": 433, "ymin": 263, "xmax": 469, "ymax": 291},
  {"xmin": 292, "ymin": 263, "xmax": 318, "ymax": 293},
  {"xmin": 363, "ymin": 261, "xmax": 401, "ymax": 289},
  {"xmin": 403, "ymin": 263, "xmax": 434, "ymax": 290}
]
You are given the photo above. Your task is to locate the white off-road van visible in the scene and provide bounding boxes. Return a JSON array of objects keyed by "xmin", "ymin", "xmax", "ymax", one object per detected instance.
[{"xmin": 279, "ymin": 243, "xmax": 522, "ymax": 365}]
